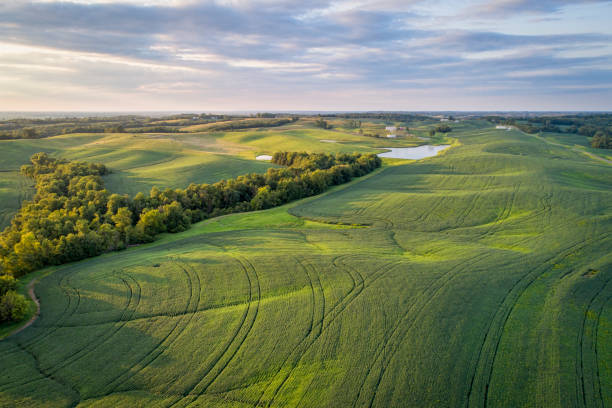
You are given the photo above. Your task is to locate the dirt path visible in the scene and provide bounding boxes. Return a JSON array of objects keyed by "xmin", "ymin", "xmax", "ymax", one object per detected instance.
[{"xmin": 5, "ymin": 279, "xmax": 40, "ymax": 338}]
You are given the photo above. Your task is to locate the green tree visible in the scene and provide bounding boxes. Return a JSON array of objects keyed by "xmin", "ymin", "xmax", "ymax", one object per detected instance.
[
  {"xmin": 0, "ymin": 291, "xmax": 29, "ymax": 322},
  {"xmin": 135, "ymin": 208, "xmax": 166, "ymax": 240},
  {"xmin": 12, "ymin": 232, "xmax": 44, "ymax": 276},
  {"xmin": 591, "ymin": 130, "xmax": 611, "ymax": 149},
  {"xmin": 315, "ymin": 118, "xmax": 332, "ymax": 129},
  {"xmin": 19, "ymin": 128, "xmax": 38, "ymax": 139},
  {"xmin": 161, "ymin": 202, "xmax": 190, "ymax": 233},
  {"xmin": 0, "ymin": 275, "xmax": 17, "ymax": 296},
  {"xmin": 1, "ymin": 152, "xmax": 381, "ymax": 277},
  {"xmin": 111, "ymin": 207, "xmax": 134, "ymax": 243},
  {"xmin": 251, "ymin": 186, "xmax": 278, "ymax": 210}
]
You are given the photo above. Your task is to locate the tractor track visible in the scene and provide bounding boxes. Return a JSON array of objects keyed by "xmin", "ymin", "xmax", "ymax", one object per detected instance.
[
  {"xmin": 168, "ymin": 255, "xmax": 261, "ymax": 408},
  {"xmin": 110, "ymin": 261, "xmax": 201, "ymax": 397},
  {"xmin": 16, "ymin": 271, "xmax": 84, "ymax": 350},
  {"xmin": 576, "ymin": 273, "xmax": 612, "ymax": 408},
  {"xmin": 594, "ymin": 291, "xmax": 612, "ymax": 407},
  {"xmin": 103, "ymin": 260, "xmax": 198, "ymax": 395},
  {"xmin": 259, "ymin": 259, "xmax": 399, "ymax": 408},
  {"xmin": 362, "ymin": 252, "xmax": 490, "ymax": 408},
  {"xmin": 43, "ymin": 272, "xmax": 142, "ymax": 378},
  {"xmin": 253, "ymin": 256, "xmax": 327, "ymax": 408},
  {"xmin": 465, "ymin": 232, "xmax": 608, "ymax": 408}
]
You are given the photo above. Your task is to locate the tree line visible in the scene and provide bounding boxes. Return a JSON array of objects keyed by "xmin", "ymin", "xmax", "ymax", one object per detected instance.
[
  {"xmin": 485, "ymin": 114, "xmax": 612, "ymax": 149},
  {"xmin": 0, "ymin": 151, "xmax": 381, "ymax": 280},
  {"xmin": 435, "ymin": 124, "xmax": 452, "ymax": 133},
  {"xmin": 194, "ymin": 117, "xmax": 297, "ymax": 132},
  {"xmin": 314, "ymin": 118, "xmax": 333, "ymax": 129},
  {"xmin": 326, "ymin": 113, "xmax": 425, "ymax": 122},
  {"xmin": 0, "ymin": 113, "xmax": 238, "ymax": 140}
]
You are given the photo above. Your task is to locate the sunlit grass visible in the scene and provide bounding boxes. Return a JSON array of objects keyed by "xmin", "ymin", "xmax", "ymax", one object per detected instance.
[{"xmin": 1, "ymin": 122, "xmax": 611, "ymax": 407}]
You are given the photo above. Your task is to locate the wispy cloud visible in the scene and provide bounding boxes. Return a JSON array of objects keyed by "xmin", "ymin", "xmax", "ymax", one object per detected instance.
[
  {"xmin": 465, "ymin": 0, "xmax": 608, "ymax": 16},
  {"xmin": 0, "ymin": 0, "xmax": 611, "ymax": 110}
]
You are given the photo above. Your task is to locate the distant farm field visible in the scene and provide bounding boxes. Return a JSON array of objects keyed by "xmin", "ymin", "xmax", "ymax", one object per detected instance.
[
  {"xmin": 0, "ymin": 121, "xmax": 427, "ymax": 228},
  {"xmin": 1, "ymin": 122, "xmax": 611, "ymax": 407}
]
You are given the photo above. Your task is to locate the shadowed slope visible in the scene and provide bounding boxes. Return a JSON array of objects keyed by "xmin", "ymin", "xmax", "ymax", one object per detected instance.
[{"xmin": 1, "ymin": 126, "xmax": 611, "ymax": 407}]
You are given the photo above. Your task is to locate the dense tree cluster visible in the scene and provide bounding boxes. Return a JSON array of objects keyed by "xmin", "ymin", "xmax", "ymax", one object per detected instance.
[
  {"xmin": 0, "ymin": 151, "xmax": 381, "ymax": 278},
  {"xmin": 345, "ymin": 120, "xmax": 362, "ymax": 129},
  {"xmin": 485, "ymin": 114, "xmax": 612, "ymax": 149},
  {"xmin": 360, "ymin": 131, "xmax": 384, "ymax": 138},
  {"xmin": 0, "ymin": 128, "xmax": 39, "ymax": 140},
  {"xmin": 0, "ymin": 275, "xmax": 28, "ymax": 322},
  {"xmin": 314, "ymin": 118, "xmax": 333, "ymax": 129},
  {"xmin": 435, "ymin": 124, "xmax": 452, "ymax": 133},
  {"xmin": 591, "ymin": 131, "xmax": 612, "ymax": 149}
]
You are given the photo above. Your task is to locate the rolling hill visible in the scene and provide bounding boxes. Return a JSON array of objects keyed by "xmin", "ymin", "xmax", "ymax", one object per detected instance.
[{"xmin": 0, "ymin": 122, "xmax": 611, "ymax": 407}]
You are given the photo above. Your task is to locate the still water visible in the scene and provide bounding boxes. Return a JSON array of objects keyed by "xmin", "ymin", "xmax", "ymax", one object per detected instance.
[{"xmin": 377, "ymin": 145, "xmax": 450, "ymax": 159}]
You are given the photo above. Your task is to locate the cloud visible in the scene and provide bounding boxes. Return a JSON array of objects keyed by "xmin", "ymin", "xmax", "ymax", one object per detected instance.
[
  {"xmin": 467, "ymin": 0, "xmax": 609, "ymax": 16},
  {"xmin": 0, "ymin": 0, "xmax": 610, "ymax": 110}
]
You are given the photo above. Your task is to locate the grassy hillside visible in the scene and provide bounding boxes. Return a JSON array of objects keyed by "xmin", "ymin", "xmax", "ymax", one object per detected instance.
[
  {"xmin": 0, "ymin": 171, "xmax": 33, "ymax": 230},
  {"xmin": 0, "ymin": 123, "xmax": 406, "ymax": 227},
  {"xmin": 0, "ymin": 124, "xmax": 610, "ymax": 407}
]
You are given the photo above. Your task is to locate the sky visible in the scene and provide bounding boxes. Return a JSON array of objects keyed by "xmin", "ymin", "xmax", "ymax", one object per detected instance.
[{"xmin": 1, "ymin": 0, "xmax": 611, "ymax": 111}]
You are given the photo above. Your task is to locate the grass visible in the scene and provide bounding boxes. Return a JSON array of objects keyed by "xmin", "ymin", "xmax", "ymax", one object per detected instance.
[
  {"xmin": 0, "ymin": 171, "xmax": 33, "ymax": 230},
  {"xmin": 0, "ymin": 122, "xmax": 611, "ymax": 407},
  {"xmin": 0, "ymin": 122, "xmax": 421, "ymax": 225},
  {"xmin": 531, "ymin": 131, "xmax": 612, "ymax": 162}
]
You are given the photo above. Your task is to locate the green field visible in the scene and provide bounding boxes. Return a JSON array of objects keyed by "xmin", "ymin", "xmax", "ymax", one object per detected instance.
[
  {"xmin": 1, "ymin": 122, "xmax": 611, "ymax": 407},
  {"xmin": 0, "ymin": 122, "xmax": 413, "ymax": 228},
  {"xmin": 0, "ymin": 171, "xmax": 33, "ymax": 230}
]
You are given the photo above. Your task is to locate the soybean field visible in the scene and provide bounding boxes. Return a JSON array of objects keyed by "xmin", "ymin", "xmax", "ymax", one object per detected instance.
[{"xmin": 1, "ymin": 125, "xmax": 611, "ymax": 407}]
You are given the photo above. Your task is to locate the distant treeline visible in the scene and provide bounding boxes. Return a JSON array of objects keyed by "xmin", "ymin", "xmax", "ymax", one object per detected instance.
[
  {"xmin": 0, "ymin": 113, "xmax": 233, "ymax": 140},
  {"xmin": 0, "ymin": 128, "xmax": 41, "ymax": 140},
  {"xmin": 0, "ymin": 122, "xmax": 188, "ymax": 139},
  {"xmin": 485, "ymin": 114, "xmax": 612, "ymax": 149},
  {"xmin": 193, "ymin": 117, "xmax": 297, "ymax": 132},
  {"xmin": 0, "ymin": 116, "xmax": 146, "ymax": 140},
  {"xmin": 0, "ymin": 151, "xmax": 381, "ymax": 278},
  {"xmin": 325, "ymin": 113, "xmax": 427, "ymax": 122},
  {"xmin": 0, "ymin": 116, "xmax": 300, "ymax": 139}
]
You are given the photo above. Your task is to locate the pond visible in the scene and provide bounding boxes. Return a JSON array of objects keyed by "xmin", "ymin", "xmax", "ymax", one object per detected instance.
[{"xmin": 377, "ymin": 144, "xmax": 450, "ymax": 159}]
